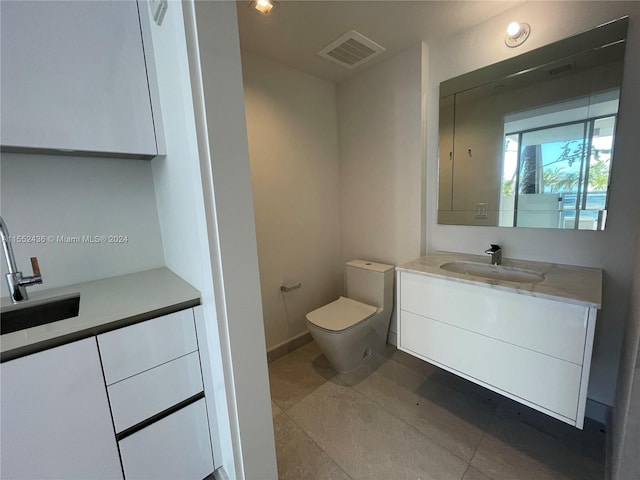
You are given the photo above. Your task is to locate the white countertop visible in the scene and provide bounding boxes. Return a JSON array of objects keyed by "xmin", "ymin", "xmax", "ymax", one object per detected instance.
[
  {"xmin": 1, "ymin": 268, "xmax": 201, "ymax": 362},
  {"xmin": 398, "ymin": 251, "xmax": 602, "ymax": 308}
]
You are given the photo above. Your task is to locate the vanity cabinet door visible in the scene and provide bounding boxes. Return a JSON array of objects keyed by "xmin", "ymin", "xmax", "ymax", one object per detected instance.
[
  {"xmin": 0, "ymin": 0, "xmax": 157, "ymax": 158},
  {"xmin": 0, "ymin": 338, "xmax": 123, "ymax": 479}
]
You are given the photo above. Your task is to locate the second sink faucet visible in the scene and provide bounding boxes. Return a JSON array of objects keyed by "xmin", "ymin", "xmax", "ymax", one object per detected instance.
[
  {"xmin": 485, "ymin": 244, "xmax": 502, "ymax": 266},
  {"xmin": 0, "ymin": 216, "xmax": 43, "ymax": 303}
]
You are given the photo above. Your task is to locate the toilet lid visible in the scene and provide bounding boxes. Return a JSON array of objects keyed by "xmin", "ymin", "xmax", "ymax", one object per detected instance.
[{"xmin": 306, "ymin": 296, "xmax": 378, "ymax": 332}]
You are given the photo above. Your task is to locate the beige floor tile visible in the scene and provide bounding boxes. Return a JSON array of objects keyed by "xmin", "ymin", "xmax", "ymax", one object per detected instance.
[
  {"xmin": 354, "ymin": 358, "xmax": 493, "ymax": 462},
  {"xmin": 471, "ymin": 414, "xmax": 604, "ymax": 480},
  {"xmin": 272, "ymin": 401, "xmax": 283, "ymax": 419},
  {"xmin": 495, "ymin": 397, "xmax": 605, "ymax": 462},
  {"xmin": 269, "ymin": 342, "xmax": 335, "ymax": 410},
  {"xmin": 269, "ymin": 343, "xmax": 604, "ymax": 480},
  {"xmin": 274, "ymin": 414, "xmax": 351, "ymax": 480},
  {"xmin": 288, "ymin": 381, "xmax": 468, "ymax": 480},
  {"xmin": 462, "ymin": 466, "xmax": 494, "ymax": 480}
]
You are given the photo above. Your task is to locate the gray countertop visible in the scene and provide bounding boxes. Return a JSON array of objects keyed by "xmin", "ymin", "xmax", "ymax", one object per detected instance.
[
  {"xmin": 1, "ymin": 268, "xmax": 201, "ymax": 362},
  {"xmin": 398, "ymin": 251, "xmax": 602, "ymax": 308}
]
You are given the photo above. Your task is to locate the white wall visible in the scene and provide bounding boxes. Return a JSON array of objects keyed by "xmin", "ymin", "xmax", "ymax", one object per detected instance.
[
  {"xmin": 186, "ymin": 1, "xmax": 278, "ymax": 478},
  {"xmin": 0, "ymin": 152, "xmax": 164, "ymax": 295},
  {"xmin": 338, "ymin": 44, "xmax": 425, "ymax": 338},
  {"xmin": 612, "ymin": 231, "xmax": 640, "ymax": 479},
  {"xmin": 143, "ymin": 0, "xmax": 233, "ymax": 476},
  {"xmin": 425, "ymin": 2, "xmax": 640, "ymax": 408},
  {"xmin": 242, "ymin": 53, "xmax": 343, "ymax": 351}
]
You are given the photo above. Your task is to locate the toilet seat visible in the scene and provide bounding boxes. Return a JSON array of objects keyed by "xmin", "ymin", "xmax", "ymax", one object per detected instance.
[{"xmin": 306, "ymin": 296, "xmax": 378, "ymax": 332}]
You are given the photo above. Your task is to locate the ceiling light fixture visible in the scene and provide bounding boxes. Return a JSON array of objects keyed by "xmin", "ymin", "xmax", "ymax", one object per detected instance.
[
  {"xmin": 505, "ymin": 21, "xmax": 531, "ymax": 48},
  {"xmin": 252, "ymin": 0, "xmax": 275, "ymax": 15}
]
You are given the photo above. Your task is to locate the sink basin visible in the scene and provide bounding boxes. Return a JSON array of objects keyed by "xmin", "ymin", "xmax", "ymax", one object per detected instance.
[
  {"xmin": 440, "ymin": 261, "xmax": 545, "ymax": 284},
  {"xmin": 1, "ymin": 293, "xmax": 80, "ymax": 335}
]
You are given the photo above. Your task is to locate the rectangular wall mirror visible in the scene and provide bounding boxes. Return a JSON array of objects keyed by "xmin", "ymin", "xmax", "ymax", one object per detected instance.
[{"xmin": 438, "ymin": 17, "xmax": 628, "ymax": 230}]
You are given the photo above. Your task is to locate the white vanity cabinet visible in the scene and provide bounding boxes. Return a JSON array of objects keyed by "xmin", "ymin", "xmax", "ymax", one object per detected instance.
[
  {"xmin": 0, "ymin": 0, "xmax": 158, "ymax": 158},
  {"xmin": 97, "ymin": 308, "xmax": 215, "ymax": 480},
  {"xmin": 0, "ymin": 307, "xmax": 214, "ymax": 480},
  {"xmin": 0, "ymin": 337, "xmax": 123, "ymax": 479},
  {"xmin": 397, "ymin": 271, "xmax": 598, "ymax": 428}
]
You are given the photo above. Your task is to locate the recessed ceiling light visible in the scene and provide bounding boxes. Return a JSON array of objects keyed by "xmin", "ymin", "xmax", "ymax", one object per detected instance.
[
  {"xmin": 506, "ymin": 21, "xmax": 521, "ymax": 37},
  {"xmin": 252, "ymin": 0, "xmax": 275, "ymax": 15},
  {"xmin": 505, "ymin": 21, "xmax": 531, "ymax": 48}
]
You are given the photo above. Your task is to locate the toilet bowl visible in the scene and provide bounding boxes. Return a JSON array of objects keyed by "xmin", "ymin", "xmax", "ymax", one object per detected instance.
[{"xmin": 305, "ymin": 260, "xmax": 394, "ymax": 372}]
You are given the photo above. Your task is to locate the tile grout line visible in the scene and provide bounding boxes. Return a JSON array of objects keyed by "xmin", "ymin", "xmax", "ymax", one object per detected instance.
[
  {"xmin": 337, "ymin": 363, "xmax": 476, "ymax": 478},
  {"xmin": 275, "ymin": 356, "xmax": 457, "ymax": 480},
  {"xmin": 269, "ymin": 349, "xmax": 354, "ymax": 478},
  {"xmin": 273, "ymin": 348, "xmax": 473, "ymax": 474},
  {"xmin": 281, "ymin": 409, "xmax": 355, "ymax": 480},
  {"xmin": 353, "ymin": 355, "xmax": 483, "ymax": 466},
  {"xmin": 391, "ymin": 352, "xmax": 603, "ymax": 480},
  {"xmin": 465, "ymin": 403, "xmax": 500, "ymax": 480},
  {"xmin": 276, "ymin": 376, "xmax": 330, "ymax": 415},
  {"xmin": 351, "ymin": 379, "xmax": 472, "ymax": 467},
  {"xmin": 272, "ymin": 346, "xmax": 604, "ymax": 480},
  {"xmin": 268, "ymin": 348, "xmax": 335, "ymax": 413},
  {"xmin": 275, "ymin": 348, "xmax": 493, "ymax": 471}
]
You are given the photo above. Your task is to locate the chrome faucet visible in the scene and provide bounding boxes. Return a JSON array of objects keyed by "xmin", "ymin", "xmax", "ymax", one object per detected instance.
[
  {"xmin": 485, "ymin": 244, "xmax": 502, "ymax": 266},
  {"xmin": 0, "ymin": 216, "xmax": 42, "ymax": 303}
]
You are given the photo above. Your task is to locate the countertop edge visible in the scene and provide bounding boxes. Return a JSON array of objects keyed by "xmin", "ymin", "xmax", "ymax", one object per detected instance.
[
  {"xmin": 1, "ymin": 268, "xmax": 202, "ymax": 362},
  {"xmin": 396, "ymin": 267, "xmax": 600, "ymax": 309},
  {"xmin": 0, "ymin": 298, "xmax": 200, "ymax": 363},
  {"xmin": 397, "ymin": 252, "xmax": 602, "ymax": 309}
]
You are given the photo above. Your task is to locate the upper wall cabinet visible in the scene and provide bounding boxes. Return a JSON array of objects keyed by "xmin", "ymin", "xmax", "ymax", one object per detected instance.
[{"xmin": 0, "ymin": 0, "xmax": 159, "ymax": 159}]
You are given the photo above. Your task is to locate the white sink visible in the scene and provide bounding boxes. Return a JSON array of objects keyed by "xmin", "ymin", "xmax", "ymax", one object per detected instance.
[{"xmin": 440, "ymin": 261, "xmax": 545, "ymax": 284}]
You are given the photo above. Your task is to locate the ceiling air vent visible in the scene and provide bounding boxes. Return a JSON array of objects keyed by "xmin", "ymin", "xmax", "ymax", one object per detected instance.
[{"xmin": 318, "ymin": 30, "xmax": 385, "ymax": 69}]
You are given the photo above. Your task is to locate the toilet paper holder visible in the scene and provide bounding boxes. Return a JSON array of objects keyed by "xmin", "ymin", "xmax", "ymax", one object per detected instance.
[{"xmin": 280, "ymin": 282, "xmax": 302, "ymax": 293}]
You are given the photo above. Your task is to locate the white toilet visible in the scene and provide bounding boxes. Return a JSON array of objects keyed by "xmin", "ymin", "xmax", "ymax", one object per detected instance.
[{"xmin": 305, "ymin": 260, "xmax": 394, "ymax": 372}]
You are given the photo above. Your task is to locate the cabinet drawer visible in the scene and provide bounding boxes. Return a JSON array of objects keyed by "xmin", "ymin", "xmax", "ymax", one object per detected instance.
[
  {"xmin": 108, "ymin": 352, "xmax": 204, "ymax": 433},
  {"xmin": 400, "ymin": 272, "xmax": 588, "ymax": 364},
  {"xmin": 119, "ymin": 399, "xmax": 214, "ymax": 480},
  {"xmin": 98, "ymin": 309, "xmax": 197, "ymax": 385},
  {"xmin": 400, "ymin": 310, "xmax": 582, "ymax": 420}
]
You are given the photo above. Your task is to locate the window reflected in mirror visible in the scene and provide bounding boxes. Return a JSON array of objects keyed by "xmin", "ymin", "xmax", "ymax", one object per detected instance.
[
  {"xmin": 499, "ymin": 92, "xmax": 618, "ymax": 230},
  {"xmin": 437, "ymin": 16, "xmax": 628, "ymax": 231}
]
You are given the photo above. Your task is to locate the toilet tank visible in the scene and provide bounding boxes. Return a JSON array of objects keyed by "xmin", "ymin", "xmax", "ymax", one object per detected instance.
[{"xmin": 345, "ymin": 260, "xmax": 394, "ymax": 310}]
